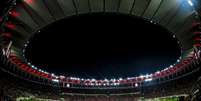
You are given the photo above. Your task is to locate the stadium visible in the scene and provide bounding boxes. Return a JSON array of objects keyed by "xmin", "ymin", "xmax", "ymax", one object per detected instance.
[{"xmin": 0, "ymin": 0, "xmax": 201, "ymax": 101}]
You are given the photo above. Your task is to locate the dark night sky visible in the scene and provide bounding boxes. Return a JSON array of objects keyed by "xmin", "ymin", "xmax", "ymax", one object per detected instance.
[{"xmin": 25, "ymin": 13, "xmax": 181, "ymax": 79}]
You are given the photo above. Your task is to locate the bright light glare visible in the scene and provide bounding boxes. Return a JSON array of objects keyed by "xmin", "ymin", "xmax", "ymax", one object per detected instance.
[
  {"xmin": 187, "ymin": 0, "xmax": 193, "ymax": 6},
  {"xmin": 66, "ymin": 84, "xmax": 70, "ymax": 87},
  {"xmin": 145, "ymin": 78, "xmax": 153, "ymax": 82},
  {"xmin": 177, "ymin": 59, "xmax": 180, "ymax": 62},
  {"xmin": 135, "ymin": 83, "xmax": 138, "ymax": 87},
  {"xmin": 52, "ymin": 79, "xmax": 59, "ymax": 83}
]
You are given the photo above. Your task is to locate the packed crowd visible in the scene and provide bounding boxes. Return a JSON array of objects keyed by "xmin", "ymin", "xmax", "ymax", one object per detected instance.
[
  {"xmin": 0, "ymin": 70, "xmax": 60, "ymax": 100},
  {"xmin": 0, "ymin": 67, "xmax": 199, "ymax": 101}
]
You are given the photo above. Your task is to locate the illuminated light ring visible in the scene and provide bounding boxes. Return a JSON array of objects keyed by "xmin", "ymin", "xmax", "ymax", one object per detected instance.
[
  {"xmin": 16, "ymin": 22, "xmax": 185, "ymax": 85},
  {"xmin": 19, "ymin": 15, "xmax": 185, "ymax": 86},
  {"xmin": 8, "ymin": 50, "xmax": 197, "ymax": 86}
]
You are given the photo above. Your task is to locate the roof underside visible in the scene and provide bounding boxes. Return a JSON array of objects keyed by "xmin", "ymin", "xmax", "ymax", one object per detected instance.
[{"xmin": 1, "ymin": 0, "xmax": 198, "ymax": 56}]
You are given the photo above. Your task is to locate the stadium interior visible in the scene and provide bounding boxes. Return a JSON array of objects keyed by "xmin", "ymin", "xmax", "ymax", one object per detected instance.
[{"xmin": 0, "ymin": 0, "xmax": 201, "ymax": 101}]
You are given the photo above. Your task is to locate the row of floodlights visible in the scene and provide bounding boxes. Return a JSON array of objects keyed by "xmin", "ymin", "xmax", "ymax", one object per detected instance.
[{"xmin": 27, "ymin": 58, "xmax": 182, "ymax": 85}]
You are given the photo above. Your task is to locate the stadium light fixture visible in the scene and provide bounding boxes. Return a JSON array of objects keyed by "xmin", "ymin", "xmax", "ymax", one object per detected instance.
[
  {"xmin": 119, "ymin": 78, "xmax": 123, "ymax": 81},
  {"xmin": 139, "ymin": 75, "xmax": 145, "ymax": 78},
  {"xmin": 52, "ymin": 79, "xmax": 59, "ymax": 83},
  {"xmin": 145, "ymin": 74, "xmax": 149, "ymax": 78},
  {"xmin": 187, "ymin": 0, "xmax": 193, "ymax": 6},
  {"xmin": 135, "ymin": 83, "xmax": 138, "ymax": 87},
  {"xmin": 104, "ymin": 78, "xmax": 109, "ymax": 81},
  {"xmin": 55, "ymin": 76, "xmax": 59, "ymax": 79},
  {"xmin": 51, "ymin": 73, "xmax": 55, "ymax": 76},
  {"xmin": 170, "ymin": 65, "xmax": 173, "ymax": 68},
  {"xmin": 177, "ymin": 59, "xmax": 180, "ymax": 62},
  {"xmin": 66, "ymin": 84, "xmax": 70, "ymax": 87},
  {"xmin": 156, "ymin": 71, "xmax": 160, "ymax": 74},
  {"xmin": 60, "ymin": 75, "xmax": 65, "ymax": 79},
  {"xmin": 145, "ymin": 78, "xmax": 153, "ymax": 82},
  {"xmin": 92, "ymin": 78, "xmax": 96, "ymax": 81}
]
